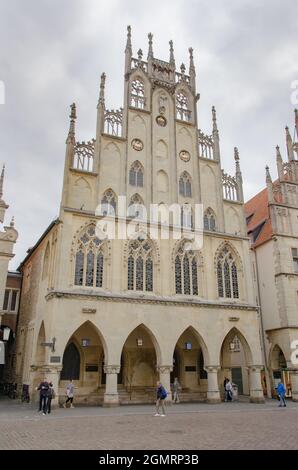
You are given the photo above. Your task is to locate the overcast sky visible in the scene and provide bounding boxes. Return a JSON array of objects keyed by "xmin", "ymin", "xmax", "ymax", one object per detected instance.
[{"xmin": 0, "ymin": 0, "xmax": 297, "ymax": 270}]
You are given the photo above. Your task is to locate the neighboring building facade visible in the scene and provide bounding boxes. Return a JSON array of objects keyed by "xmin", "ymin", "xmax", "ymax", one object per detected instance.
[
  {"xmin": 245, "ymin": 109, "xmax": 298, "ymax": 401},
  {"xmin": 15, "ymin": 28, "xmax": 264, "ymax": 406},
  {"xmin": 0, "ymin": 271, "xmax": 22, "ymax": 384},
  {"xmin": 0, "ymin": 165, "xmax": 19, "ymax": 382}
]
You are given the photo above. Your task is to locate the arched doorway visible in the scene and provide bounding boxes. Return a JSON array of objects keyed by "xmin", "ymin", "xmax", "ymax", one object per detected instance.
[
  {"xmin": 59, "ymin": 322, "xmax": 106, "ymax": 405},
  {"xmin": 220, "ymin": 328, "xmax": 252, "ymax": 397},
  {"xmin": 270, "ymin": 345, "xmax": 291, "ymax": 397},
  {"xmin": 171, "ymin": 327, "xmax": 208, "ymax": 402},
  {"xmin": 120, "ymin": 325, "xmax": 158, "ymax": 403},
  {"xmin": 61, "ymin": 343, "xmax": 80, "ymax": 380}
]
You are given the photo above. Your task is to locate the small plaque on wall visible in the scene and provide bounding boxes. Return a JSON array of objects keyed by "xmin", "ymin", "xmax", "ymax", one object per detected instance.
[
  {"xmin": 85, "ymin": 364, "xmax": 99, "ymax": 372},
  {"xmin": 185, "ymin": 366, "xmax": 196, "ymax": 372},
  {"xmin": 50, "ymin": 356, "xmax": 61, "ymax": 363}
]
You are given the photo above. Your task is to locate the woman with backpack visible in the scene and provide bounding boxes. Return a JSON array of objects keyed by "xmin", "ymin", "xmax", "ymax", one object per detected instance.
[{"xmin": 155, "ymin": 381, "xmax": 167, "ymax": 416}]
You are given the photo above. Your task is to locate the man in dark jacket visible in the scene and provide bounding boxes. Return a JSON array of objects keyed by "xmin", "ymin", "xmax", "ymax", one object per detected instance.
[
  {"xmin": 155, "ymin": 381, "xmax": 167, "ymax": 416},
  {"xmin": 36, "ymin": 379, "xmax": 50, "ymax": 415}
]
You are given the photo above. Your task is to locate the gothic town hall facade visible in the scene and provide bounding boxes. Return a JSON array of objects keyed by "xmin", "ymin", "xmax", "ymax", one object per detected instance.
[{"xmin": 15, "ymin": 28, "xmax": 265, "ymax": 406}]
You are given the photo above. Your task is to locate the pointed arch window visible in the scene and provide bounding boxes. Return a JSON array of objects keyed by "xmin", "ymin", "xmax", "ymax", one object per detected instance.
[
  {"xmin": 181, "ymin": 204, "xmax": 193, "ymax": 229},
  {"xmin": 175, "ymin": 242, "xmax": 200, "ymax": 295},
  {"xmin": 73, "ymin": 224, "xmax": 106, "ymax": 288},
  {"xmin": 216, "ymin": 246, "xmax": 239, "ymax": 299},
  {"xmin": 179, "ymin": 172, "xmax": 192, "ymax": 197},
  {"xmin": 129, "ymin": 161, "xmax": 144, "ymax": 187},
  {"xmin": 127, "ymin": 237, "xmax": 154, "ymax": 292},
  {"xmin": 204, "ymin": 208, "xmax": 216, "ymax": 231},
  {"xmin": 176, "ymin": 91, "xmax": 191, "ymax": 121},
  {"xmin": 130, "ymin": 79, "xmax": 145, "ymax": 109},
  {"xmin": 128, "ymin": 194, "xmax": 145, "ymax": 219},
  {"xmin": 100, "ymin": 189, "xmax": 116, "ymax": 216}
]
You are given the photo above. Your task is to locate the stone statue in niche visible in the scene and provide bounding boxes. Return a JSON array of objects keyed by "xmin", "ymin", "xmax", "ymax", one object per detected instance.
[{"xmin": 158, "ymin": 94, "xmax": 167, "ymax": 115}]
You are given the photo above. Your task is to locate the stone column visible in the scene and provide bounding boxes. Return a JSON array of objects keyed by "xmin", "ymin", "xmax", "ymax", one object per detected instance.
[
  {"xmin": 289, "ymin": 369, "xmax": 298, "ymax": 402},
  {"xmin": 205, "ymin": 366, "xmax": 221, "ymax": 403},
  {"xmin": 103, "ymin": 365, "xmax": 120, "ymax": 407},
  {"xmin": 249, "ymin": 366, "xmax": 265, "ymax": 403},
  {"xmin": 157, "ymin": 365, "xmax": 172, "ymax": 403}
]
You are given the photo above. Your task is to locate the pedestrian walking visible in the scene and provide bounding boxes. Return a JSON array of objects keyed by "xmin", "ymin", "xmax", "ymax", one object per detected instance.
[
  {"xmin": 154, "ymin": 381, "xmax": 167, "ymax": 416},
  {"xmin": 172, "ymin": 377, "xmax": 181, "ymax": 404},
  {"xmin": 223, "ymin": 377, "xmax": 229, "ymax": 402},
  {"xmin": 277, "ymin": 380, "xmax": 286, "ymax": 407},
  {"xmin": 63, "ymin": 379, "xmax": 75, "ymax": 408},
  {"xmin": 225, "ymin": 378, "xmax": 233, "ymax": 402},
  {"xmin": 47, "ymin": 383, "xmax": 55, "ymax": 414},
  {"xmin": 36, "ymin": 379, "xmax": 50, "ymax": 415}
]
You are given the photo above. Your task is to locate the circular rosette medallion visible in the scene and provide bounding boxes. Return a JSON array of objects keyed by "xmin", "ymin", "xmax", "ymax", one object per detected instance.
[
  {"xmin": 156, "ymin": 115, "xmax": 167, "ymax": 127},
  {"xmin": 131, "ymin": 138, "xmax": 144, "ymax": 151},
  {"xmin": 179, "ymin": 150, "xmax": 191, "ymax": 162}
]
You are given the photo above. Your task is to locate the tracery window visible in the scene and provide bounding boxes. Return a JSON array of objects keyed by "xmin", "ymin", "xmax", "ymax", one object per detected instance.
[
  {"xmin": 204, "ymin": 208, "xmax": 216, "ymax": 231},
  {"xmin": 128, "ymin": 194, "xmax": 145, "ymax": 219},
  {"xmin": 216, "ymin": 245, "xmax": 239, "ymax": 299},
  {"xmin": 100, "ymin": 189, "xmax": 116, "ymax": 216},
  {"xmin": 129, "ymin": 161, "xmax": 144, "ymax": 187},
  {"xmin": 176, "ymin": 91, "xmax": 191, "ymax": 121},
  {"xmin": 74, "ymin": 224, "xmax": 105, "ymax": 288},
  {"xmin": 127, "ymin": 237, "xmax": 154, "ymax": 292},
  {"xmin": 181, "ymin": 204, "xmax": 193, "ymax": 229},
  {"xmin": 130, "ymin": 79, "xmax": 145, "ymax": 109},
  {"xmin": 179, "ymin": 172, "xmax": 192, "ymax": 197},
  {"xmin": 175, "ymin": 241, "xmax": 199, "ymax": 295}
]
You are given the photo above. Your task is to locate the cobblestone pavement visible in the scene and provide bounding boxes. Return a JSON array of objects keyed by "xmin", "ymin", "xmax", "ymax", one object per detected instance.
[{"xmin": 0, "ymin": 398, "xmax": 297, "ymax": 450}]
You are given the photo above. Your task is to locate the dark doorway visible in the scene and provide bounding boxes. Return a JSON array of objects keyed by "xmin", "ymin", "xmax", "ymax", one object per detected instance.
[
  {"xmin": 232, "ymin": 367, "xmax": 243, "ymax": 394},
  {"xmin": 170, "ymin": 349, "xmax": 179, "ymax": 384},
  {"xmin": 60, "ymin": 343, "xmax": 80, "ymax": 380}
]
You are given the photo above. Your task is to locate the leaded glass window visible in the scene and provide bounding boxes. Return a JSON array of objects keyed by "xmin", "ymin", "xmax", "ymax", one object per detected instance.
[
  {"xmin": 74, "ymin": 224, "xmax": 105, "ymax": 288},
  {"xmin": 181, "ymin": 204, "xmax": 193, "ymax": 229},
  {"xmin": 145, "ymin": 258, "xmax": 153, "ymax": 292},
  {"xmin": 86, "ymin": 251, "xmax": 94, "ymax": 286},
  {"xmin": 179, "ymin": 172, "xmax": 192, "ymax": 197},
  {"xmin": 175, "ymin": 256, "xmax": 182, "ymax": 294},
  {"xmin": 176, "ymin": 91, "xmax": 191, "ymax": 121},
  {"xmin": 175, "ymin": 241, "xmax": 199, "ymax": 295},
  {"xmin": 216, "ymin": 246, "xmax": 239, "ymax": 299},
  {"xmin": 128, "ymin": 194, "xmax": 144, "ymax": 219},
  {"xmin": 96, "ymin": 253, "xmax": 104, "ymax": 288},
  {"xmin": 204, "ymin": 208, "xmax": 216, "ymax": 231},
  {"xmin": 75, "ymin": 250, "xmax": 84, "ymax": 286},
  {"xmin": 100, "ymin": 189, "xmax": 116, "ymax": 216},
  {"xmin": 130, "ymin": 79, "xmax": 145, "ymax": 109},
  {"xmin": 127, "ymin": 237, "xmax": 154, "ymax": 292},
  {"xmin": 129, "ymin": 161, "xmax": 144, "ymax": 187}
]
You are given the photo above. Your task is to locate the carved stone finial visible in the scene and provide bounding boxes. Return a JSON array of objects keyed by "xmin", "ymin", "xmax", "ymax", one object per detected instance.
[
  {"xmin": 137, "ymin": 48, "xmax": 143, "ymax": 64},
  {"xmin": 147, "ymin": 32, "xmax": 153, "ymax": 60},
  {"xmin": 265, "ymin": 165, "xmax": 272, "ymax": 182},
  {"xmin": 212, "ymin": 105, "xmax": 218, "ymax": 132},
  {"xmin": 180, "ymin": 63, "xmax": 186, "ymax": 76},
  {"xmin": 98, "ymin": 72, "xmax": 106, "ymax": 107},
  {"xmin": 0, "ymin": 164, "xmax": 5, "ymax": 200},
  {"xmin": 169, "ymin": 40, "xmax": 175, "ymax": 65},
  {"xmin": 234, "ymin": 146, "xmax": 239, "ymax": 162},
  {"xmin": 276, "ymin": 145, "xmax": 282, "ymax": 160},
  {"xmin": 125, "ymin": 25, "xmax": 132, "ymax": 53},
  {"xmin": 189, "ymin": 47, "xmax": 195, "ymax": 71},
  {"xmin": 10, "ymin": 216, "xmax": 15, "ymax": 227},
  {"xmin": 67, "ymin": 103, "xmax": 76, "ymax": 143}
]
